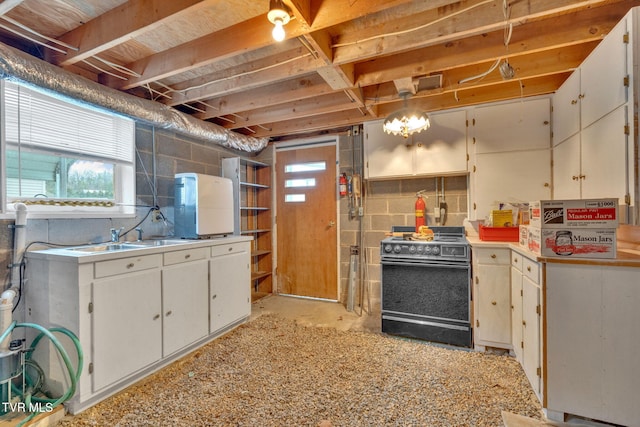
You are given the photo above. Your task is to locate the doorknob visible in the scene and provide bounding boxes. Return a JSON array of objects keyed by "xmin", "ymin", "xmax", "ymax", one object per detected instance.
[{"xmin": 328, "ymin": 220, "xmax": 336, "ymax": 227}]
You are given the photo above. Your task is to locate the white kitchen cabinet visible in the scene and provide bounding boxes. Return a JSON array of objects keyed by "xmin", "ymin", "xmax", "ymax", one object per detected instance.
[
  {"xmin": 364, "ymin": 109, "xmax": 468, "ymax": 179},
  {"xmin": 473, "ymin": 98, "xmax": 551, "ymax": 154},
  {"xmin": 469, "ymin": 97, "xmax": 552, "ymax": 220},
  {"xmin": 92, "ymin": 262, "xmax": 162, "ymax": 391},
  {"xmin": 551, "ymin": 69, "xmax": 581, "ymax": 145},
  {"xmin": 509, "ymin": 252, "xmax": 523, "ymax": 364},
  {"xmin": 551, "ymin": 10, "xmax": 635, "ymax": 220},
  {"xmin": 579, "ymin": 16, "xmax": 629, "ymax": 129},
  {"xmin": 472, "ymin": 247, "xmax": 511, "ymax": 350},
  {"xmin": 162, "ymin": 247, "xmax": 210, "ymax": 356},
  {"xmin": 510, "ymin": 249, "xmax": 542, "ymax": 399},
  {"xmin": 209, "ymin": 241, "xmax": 251, "ymax": 333},
  {"xmin": 545, "ymin": 262, "xmax": 640, "ymax": 426},
  {"xmin": 25, "ymin": 237, "xmax": 252, "ymax": 414},
  {"xmin": 472, "ymin": 149, "xmax": 551, "ymax": 221}
]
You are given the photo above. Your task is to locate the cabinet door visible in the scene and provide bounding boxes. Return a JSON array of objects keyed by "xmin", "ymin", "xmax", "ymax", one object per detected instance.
[
  {"xmin": 581, "ymin": 105, "xmax": 629, "ymax": 200},
  {"xmin": 552, "ymin": 69, "xmax": 581, "ymax": 145},
  {"xmin": 472, "ymin": 149, "xmax": 551, "ymax": 220},
  {"xmin": 552, "ymin": 134, "xmax": 581, "ymax": 200},
  {"xmin": 92, "ymin": 269, "xmax": 162, "ymax": 391},
  {"xmin": 474, "ymin": 264, "xmax": 511, "ymax": 345},
  {"xmin": 364, "ymin": 119, "xmax": 414, "ymax": 179},
  {"xmin": 580, "ymin": 16, "xmax": 629, "ymax": 128},
  {"xmin": 413, "ymin": 109, "xmax": 468, "ymax": 175},
  {"xmin": 473, "ymin": 98, "xmax": 551, "ymax": 154},
  {"xmin": 522, "ymin": 276, "xmax": 541, "ymax": 397},
  {"xmin": 210, "ymin": 245, "xmax": 251, "ymax": 332},
  {"xmin": 510, "ymin": 266, "xmax": 523, "ymax": 363},
  {"xmin": 162, "ymin": 259, "xmax": 209, "ymax": 356}
]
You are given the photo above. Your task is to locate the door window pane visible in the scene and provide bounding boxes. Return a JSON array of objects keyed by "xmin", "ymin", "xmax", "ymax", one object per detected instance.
[
  {"xmin": 285, "ymin": 178, "xmax": 316, "ymax": 188},
  {"xmin": 285, "ymin": 194, "xmax": 306, "ymax": 203},
  {"xmin": 284, "ymin": 162, "xmax": 326, "ymax": 173}
]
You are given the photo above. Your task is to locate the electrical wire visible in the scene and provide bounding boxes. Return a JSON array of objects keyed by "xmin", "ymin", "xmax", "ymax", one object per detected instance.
[{"xmin": 332, "ymin": 0, "xmax": 494, "ymax": 48}]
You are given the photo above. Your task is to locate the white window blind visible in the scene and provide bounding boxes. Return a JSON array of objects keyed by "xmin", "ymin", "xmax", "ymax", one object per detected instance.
[{"xmin": 3, "ymin": 81, "xmax": 134, "ymax": 163}]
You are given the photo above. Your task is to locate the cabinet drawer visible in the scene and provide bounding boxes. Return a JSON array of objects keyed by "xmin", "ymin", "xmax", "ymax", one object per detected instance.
[
  {"xmin": 474, "ymin": 248, "xmax": 510, "ymax": 264},
  {"xmin": 211, "ymin": 243, "xmax": 248, "ymax": 258},
  {"xmin": 163, "ymin": 247, "xmax": 209, "ymax": 266},
  {"xmin": 522, "ymin": 257, "xmax": 540, "ymax": 284},
  {"xmin": 94, "ymin": 254, "xmax": 161, "ymax": 278},
  {"xmin": 511, "ymin": 252, "xmax": 522, "ymax": 271}
]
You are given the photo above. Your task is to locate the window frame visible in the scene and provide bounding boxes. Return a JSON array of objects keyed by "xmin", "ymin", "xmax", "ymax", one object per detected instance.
[{"xmin": 0, "ymin": 79, "xmax": 136, "ymax": 219}]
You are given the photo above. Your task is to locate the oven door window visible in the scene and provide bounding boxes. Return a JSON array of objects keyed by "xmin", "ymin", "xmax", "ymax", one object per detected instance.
[{"xmin": 382, "ymin": 263, "xmax": 470, "ymax": 322}]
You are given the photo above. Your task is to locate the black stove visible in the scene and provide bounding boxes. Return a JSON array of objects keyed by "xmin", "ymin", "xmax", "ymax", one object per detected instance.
[{"xmin": 380, "ymin": 226, "xmax": 472, "ymax": 347}]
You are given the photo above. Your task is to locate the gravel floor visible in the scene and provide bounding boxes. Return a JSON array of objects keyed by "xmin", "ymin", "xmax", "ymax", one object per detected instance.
[{"xmin": 57, "ymin": 313, "xmax": 543, "ymax": 426}]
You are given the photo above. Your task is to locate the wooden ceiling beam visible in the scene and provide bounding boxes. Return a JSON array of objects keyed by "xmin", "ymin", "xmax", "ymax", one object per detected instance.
[
  {"xmin": 333, "ymin": 0, "xmax": 628, "ymax": 65},
  {"xmin": 225, "ymin": 91, "xmax": 363, "ymax": 129},
  {"xmin": 354, "ymin": 4, "xmax": 629, "ymax": 87},
  {"xmin": 164, "ymin": 50, "xmax": 326, "ymax": 106},
  {"xmin": 195, "ymin": 73, "xmax": 332, "ymax": 119},
  {"xmin": 51, "ymin": 0, "xmax": 207, "ymax": 67}
]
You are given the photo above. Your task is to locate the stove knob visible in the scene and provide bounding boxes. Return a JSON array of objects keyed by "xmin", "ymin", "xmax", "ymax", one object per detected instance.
[
  {"xmin": 432, "ymin": 246, "xmax": 440, "ymax": 254},
  {"xmin": 424, "ymin": 246, "xmax": 432, "ymax": 254},
  {"xmin": 384, "ymin": 244, "xmax": 393, "ymax": 253},
  {"xmin": 408, "ymin": 245, "xmax": 416, "ymax": 254},
  {"xmin": 416, "ymin": 245, "xmax": 424, "ymax": 253},
  {"xmin": 393, "ymin": 245, "xmax": 402, "ymax": 254}
]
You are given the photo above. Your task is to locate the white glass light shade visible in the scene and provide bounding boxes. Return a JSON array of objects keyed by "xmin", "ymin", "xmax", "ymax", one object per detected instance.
[{"xmin": 383, "ymin": 108, "xmax": 431, "ymax": 139}]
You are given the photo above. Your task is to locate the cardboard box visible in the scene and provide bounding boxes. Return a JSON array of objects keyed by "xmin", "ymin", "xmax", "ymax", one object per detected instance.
[
  {"xmin": 527, "ymin": 226, "xmax": 617, "ymax": 259},
  {"xmin": 529, "ymin": 199, "xmax": 618, "ymax": 229}
]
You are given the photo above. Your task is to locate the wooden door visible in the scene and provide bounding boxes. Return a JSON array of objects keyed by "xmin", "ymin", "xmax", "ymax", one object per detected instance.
[{"xmin": 276, "ymin": 144, "xmax": 337, "ymax": 300}]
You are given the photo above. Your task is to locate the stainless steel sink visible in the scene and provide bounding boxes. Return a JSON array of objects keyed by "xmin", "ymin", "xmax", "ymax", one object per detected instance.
[
  {"xmin": 66, "ymin": 239, "xmax": 190, "ymax": 253},
  {"xmin": 130, "ymin": 239, "xmax": 189, "ymax": 246},
  {"xmin": 68, "ymin": 243, "xmax": 145, "ymax": 252}
]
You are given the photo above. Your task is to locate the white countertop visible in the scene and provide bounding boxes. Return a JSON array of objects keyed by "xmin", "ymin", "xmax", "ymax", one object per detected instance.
[{"xmin": 25, "ymin": 235, "xmax": 253, "ymax": 264}]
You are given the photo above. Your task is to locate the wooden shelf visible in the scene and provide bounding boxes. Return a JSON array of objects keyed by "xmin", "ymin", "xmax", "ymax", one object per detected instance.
[{"xmin": 222, "ymin": 156, "xmax": 273, "ymax": 298}]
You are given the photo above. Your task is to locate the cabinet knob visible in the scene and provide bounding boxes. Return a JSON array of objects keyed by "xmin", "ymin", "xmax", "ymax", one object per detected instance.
[
  {"xmin": 228, "ymin": 247, "xmax": 233, "ymax": 252},
  {"xmin": 166, "ymin": 310, "xmax": 172, "ymax": 316},
  {"xmin": 572, "ymin": 175, "xmax": 580, "ymax": 181},
  {"xmin": 490, "ymin": 254, "xmax": 496, "ymax": 259},
  {"xmin": 522, "ymin": 320, "xmax": 526, "ymax": 326},
  {"xmin": 153, "ymin": 314, "xmax": 160, "ymax": 320},
  {"xmin": 491, "ymin": 301, "xmax": 497, "ymax": 305},
  {"xmin": 212, "ymin": 294, "xmax": 217, "ymax": 299},
  {"xmin": 126, "ymin": 263, "xmax": 135, "ymax": 269},
  {"xmin": 544, "ymin": 182, "xmax": 550, "ymax": 187},
  {"xmin": 184, "ymin": 254, "xmax": 191, "ymax": 259},
  {"xmin": 571, "ymin": 99, "xmax": 578, "ymax": 105},
  {"xmin": 527, "ymin": 266, "xmax": 531, "ymax": 272},
  {"xmin": 514, "ymin": 258, "xmax": 518, "ymax": 263}
]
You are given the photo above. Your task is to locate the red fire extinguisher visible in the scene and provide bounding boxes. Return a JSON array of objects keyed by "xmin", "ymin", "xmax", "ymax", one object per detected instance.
[
  {"xmin": 415, "ymin": 191, "xmax": 426, "ymax": 232},
  {"xmin": 339, "ymin": 173, "xmax": 347, "ymax": 197}
]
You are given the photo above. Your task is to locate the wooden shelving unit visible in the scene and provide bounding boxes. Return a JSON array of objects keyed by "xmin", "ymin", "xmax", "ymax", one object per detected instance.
[{"xmin": 222, "ymin": 157, "xmax": 272, "ymax": 301}]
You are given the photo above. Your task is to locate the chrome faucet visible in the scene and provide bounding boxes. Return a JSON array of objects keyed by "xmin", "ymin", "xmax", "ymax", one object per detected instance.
[
  {"xmin": 135, "ymin": 227, "xmax": 143, "ymax": 241},
  {"xmin": 110, "ymin": 227, "xmax": 123, "ymax": 243}
]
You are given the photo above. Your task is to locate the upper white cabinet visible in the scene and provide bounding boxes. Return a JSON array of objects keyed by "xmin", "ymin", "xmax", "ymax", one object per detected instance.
[
  {"xmin": 364, "ymin": 109, "xmax": 468, "ymax": 179},
  {"xmin": 579, "ymin": 17, "xmax": 629, "ymax": 129},
  {"xmin": 473, "ymin": 98, "xmax": 551, "ymax": 154},
  {"xmin": 469, "ymin": 97, "xmax": 552, "ymax": 220},
  {"xmin": 552, "ymin": 10, "xmax": 634, "ymax": 221},
  {"xmin": 552, "ymin": 69, "xmax": 581, "ymax": 145}
]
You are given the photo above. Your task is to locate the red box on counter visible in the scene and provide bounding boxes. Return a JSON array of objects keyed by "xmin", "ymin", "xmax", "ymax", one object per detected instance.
[{"xmin": 479, "ymin": 225, "xmax": 519, "ymax": 242}]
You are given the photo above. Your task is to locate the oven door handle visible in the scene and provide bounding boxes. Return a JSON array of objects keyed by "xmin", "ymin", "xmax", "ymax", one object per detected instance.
[{"xmin": 381, "ymin": 259, "xmax": 469, "ymax": 269}]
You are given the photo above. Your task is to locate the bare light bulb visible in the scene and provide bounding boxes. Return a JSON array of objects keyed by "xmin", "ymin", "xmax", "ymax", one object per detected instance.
[{"xmin": 272, "ymin": 19, "xmax": 285, "ymax": 42}]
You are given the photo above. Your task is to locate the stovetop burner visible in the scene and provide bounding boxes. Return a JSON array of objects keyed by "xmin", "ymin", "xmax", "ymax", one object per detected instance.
[{"xmin": 381, "ymin": 226, "xmax": 469, "ymax": 262}]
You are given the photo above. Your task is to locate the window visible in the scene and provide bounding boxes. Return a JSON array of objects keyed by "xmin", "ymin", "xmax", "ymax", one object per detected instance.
[{"xmin": 1, "ymin": 80, "xmax": 135, "ymax": 218}]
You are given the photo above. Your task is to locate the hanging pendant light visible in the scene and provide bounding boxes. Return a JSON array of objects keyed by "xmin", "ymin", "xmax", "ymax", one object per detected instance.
[
  {"xmin": 383, "ymin": 91, "xmax": 430, "ymax": 138},
  {"xmin": 267, "ymin": 0, "xmax": 291, "ymax": 42}
]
